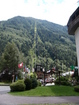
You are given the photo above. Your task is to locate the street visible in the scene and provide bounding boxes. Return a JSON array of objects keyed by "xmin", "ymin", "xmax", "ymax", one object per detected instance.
[{"xmin": 0, "ymin": 86, "xmax": 79, "ymax": 105}]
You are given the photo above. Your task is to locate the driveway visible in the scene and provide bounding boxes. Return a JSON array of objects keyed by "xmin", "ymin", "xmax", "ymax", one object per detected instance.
[
  {"xmin": 0, "ymin": 86, "xmax": 10, "ymax": 94},
  {"xmin": 0, "ymin": 86, "xmax": 79, "ymax": 105}
]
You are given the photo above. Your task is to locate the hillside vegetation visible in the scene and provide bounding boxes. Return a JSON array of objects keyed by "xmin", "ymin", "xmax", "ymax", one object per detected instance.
[{"xmin": 0, "ymin": 16, "xmax": 76, "ymax": 71}]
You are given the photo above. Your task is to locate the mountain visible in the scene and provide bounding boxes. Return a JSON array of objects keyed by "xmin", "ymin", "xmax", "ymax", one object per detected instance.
[{"xmin": 0, "ymin": 16, "xmax": 76, "ymax": 70}]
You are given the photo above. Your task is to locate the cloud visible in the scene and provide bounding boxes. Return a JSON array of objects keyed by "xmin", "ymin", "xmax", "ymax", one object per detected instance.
[
  {"xmin": 23, "ymin": 0, "xmax": 78, "ymax": 25},
  {"xmin": 0, "ymin": 0, "xmax": 78, "ymax": 25}
]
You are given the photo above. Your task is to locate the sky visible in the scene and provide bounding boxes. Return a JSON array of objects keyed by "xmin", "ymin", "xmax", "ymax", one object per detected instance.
[{"xmin": 0, "ymin": 0, "xmax": 78, "ymax": 26}]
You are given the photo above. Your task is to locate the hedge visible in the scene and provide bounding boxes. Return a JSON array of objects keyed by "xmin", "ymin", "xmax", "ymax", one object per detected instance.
[
  {"xmin": 10, "ymin": 80, "xmax": 25, "ymax": 92},
  {"xmin": 74, "ymin": 85, "xmax": 79, "ymax": 92}
]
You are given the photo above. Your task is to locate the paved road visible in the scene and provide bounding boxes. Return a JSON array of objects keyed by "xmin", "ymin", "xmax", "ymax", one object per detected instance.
[
  {"xmin": 0, "ymin": 86, "xmax": 10, "ymax": 94},
  {"xmin": 0, "ymin": 86, "xmax": 79, "ymax": 105}
]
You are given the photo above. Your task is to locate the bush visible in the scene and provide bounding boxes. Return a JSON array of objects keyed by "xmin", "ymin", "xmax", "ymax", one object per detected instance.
[
  {"xmin": 31, "ymin": 78, "xmax": 38, "ymax": 89},
  {"xmin": 10, "ymin": 80, "xmax": 25, "ymax": 92},
  {"xmin": 37, "ymin": 80, "xmax": 41, "ymax": 86},
  {"xmin": 30, "ymin": 72, "xmax": 37, "ymax": 79},
  {"xmin": 59, "ymin": 76, "xmax": 68, "ymax": 81},
  {"xmin": 74, "ymin": 85, "xmax": 79, "ymax": 92},
  {"xmin": 61, "ymin": 81, "xmax": 71, "ymax": 86},
  {"xmin": 24, "ymin": 78, "xmax": 32, "ymax": 90},
  {"xmin": 55, "ymin": 76, "xmax": 71, "ymax": 86}
]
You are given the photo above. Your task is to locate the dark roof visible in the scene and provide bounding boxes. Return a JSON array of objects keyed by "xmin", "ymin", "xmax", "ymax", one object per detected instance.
[
  {"xmin": 67, "ymin": 7, "xmax": 79, "ymax": 26},
  {"xmin": 67, "ymin": 7, "xmax": 79, "ymax": 35}
]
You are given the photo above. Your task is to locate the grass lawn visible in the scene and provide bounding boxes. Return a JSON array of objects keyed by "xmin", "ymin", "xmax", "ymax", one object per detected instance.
[
  {"xmin": 9, "ymin": 85, "xmax": 79, "ymax": 96},
  {"xmin": 0, "ymin": 82, "xmax": 10, "ymax": 86}
]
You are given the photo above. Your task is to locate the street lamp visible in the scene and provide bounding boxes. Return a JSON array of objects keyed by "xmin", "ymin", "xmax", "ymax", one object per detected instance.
[{"xmin": 43, "ymin": 68, "xmax": 45, "ymax": 86}]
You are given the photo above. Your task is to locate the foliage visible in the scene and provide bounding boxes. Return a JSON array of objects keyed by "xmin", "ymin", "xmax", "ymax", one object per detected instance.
[
  {"xmin": 17, "ymin": 71, "xmax": 23, "ymax": 79},
  {"xmin": 0, "ymin": 70, "xmax": 12, "ymax": 82},
  {"xmin": 74, "ymin": 85, "xmax": 79, "ymax": 92},
  {"xmin": 30, "ymin": 72, "xmax": 37, "ymax": 79},
  {"xmin": 9, "ymin": 85, "xmax": 79, "ymax": 96},
  {"xmin": 0, "ymin": 16, "xmax": 76, "ymax": 71},
  {"xmin": 10, "ymin": 80, "xmax": 25, "ymax": 92},
  {"xmin": 0, "ymin": 42, "xmax": 26, "ymax": 82},
  {"xmin": 0, "ymin": 42, "xmax": 20, "ymax": 72},
  {"xmin": 24, "ymin": 78, "xmax": 32, "ymax": 90},
  {"xmin": 24, "ymin": 71, "xmax": 38, "ymax": 90},
  {"xmin": 37, "ymin": 80, "xmax": 41, "ymax": 86},
  {"xmin": 31, "ymin": 78, "xmax": 38, "ymax": 89},
  {"xmin": 55, "ymin": 76, "xmax": 71, "ymax": 86},
  {"xmin": 73, "ymin": 70, "xmax": 78, "ymax": 80},
  {"xmin": 61, "ymin": 81, "xmax": 71, "ymax": 86}
]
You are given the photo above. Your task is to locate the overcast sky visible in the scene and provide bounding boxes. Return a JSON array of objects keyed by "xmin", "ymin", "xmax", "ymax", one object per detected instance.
[{"xmin": 0, "ymin": 0, "xmax": 78, "ymax": 26}]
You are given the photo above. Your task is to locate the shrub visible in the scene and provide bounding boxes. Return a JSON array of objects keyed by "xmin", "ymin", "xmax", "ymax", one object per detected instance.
[
  {"xmin": 55, "ymin": 76, "xmax": 71, "ymax": 86},
  {"xmin": 31, "ymin": 78, "xmax": 38, "ymax": 89},
  {"xmin": 30, "ymin": 72, "xmax": 37, "ymax": 79},
  {"xmin": 61, "ymin": 81, "xmax": 71, "ymax": 86},
  {"xmin": 59, "ymin": 76, "xmax": 68, "ymax": 81},
  {"xmin": 10, "ymin": 80, "xmax": 25, "ymax": 92},
  {"xmin": 37, "ymin": 80, "xmax": 41, "ymax": 86},
  {"xmin": 24, "ymin": 78, "xmax": 32, "ymax": 90},
  {"xmin": 74, "ymin": 85, "xmax": 79, "ymax": 92}
]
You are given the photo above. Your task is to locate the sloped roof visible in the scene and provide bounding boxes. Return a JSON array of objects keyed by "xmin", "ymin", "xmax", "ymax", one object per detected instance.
[{"xmin": 67, "ymin": 7, "xmax": 79, "ymax": 35}]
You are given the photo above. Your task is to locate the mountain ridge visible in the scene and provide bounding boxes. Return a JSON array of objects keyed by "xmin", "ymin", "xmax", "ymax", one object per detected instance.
[{"xmin": 0, "ymin": 16, "xmax": 76, "ymax": 70}]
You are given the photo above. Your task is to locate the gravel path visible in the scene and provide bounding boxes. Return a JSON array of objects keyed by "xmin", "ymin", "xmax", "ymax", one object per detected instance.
[{"xmin": 0, "ymin": 86, "xmax": 79, "ymax": 105}]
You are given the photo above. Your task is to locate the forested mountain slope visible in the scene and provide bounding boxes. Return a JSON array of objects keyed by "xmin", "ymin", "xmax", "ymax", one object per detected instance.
[{"xmin": 0, "ymin": 16, "xmax": 76, "ymax": 70}]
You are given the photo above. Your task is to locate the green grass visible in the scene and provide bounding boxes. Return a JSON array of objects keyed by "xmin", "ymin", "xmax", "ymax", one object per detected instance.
[
  {"xmin": 0, "ymin": 82, "xmax": 10, "ymax": 86},
  {"xmin": 9, "ymin": 85, "xmax": 79, "ymax": 96}
]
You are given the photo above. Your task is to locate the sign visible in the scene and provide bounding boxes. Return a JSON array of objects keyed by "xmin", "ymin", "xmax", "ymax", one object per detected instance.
[
  {"xmin": 75, "ymin": 66, "xmax": 78, "ymax": 69},
  {"xmin": 70, "ymin": 65, "xmax": 75, "ymax": 70},
  {"xmin": 75, "ymin": 66, "xmax": 79, "ymax": 71}
]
